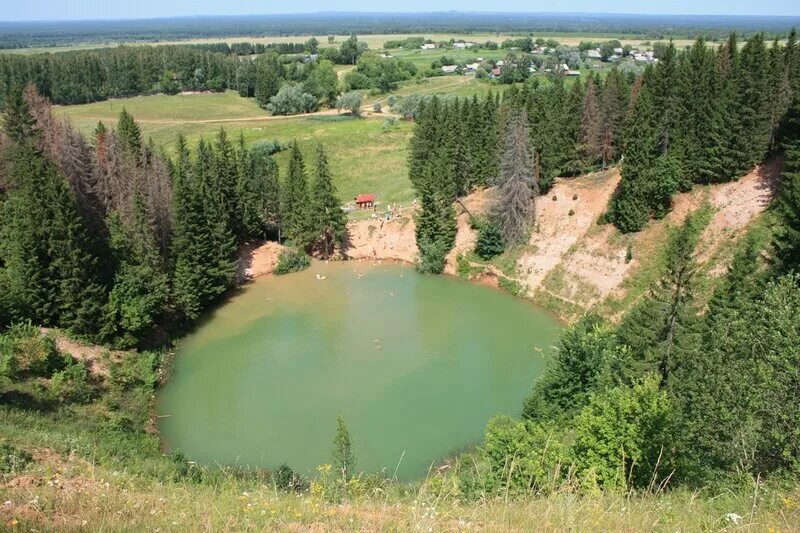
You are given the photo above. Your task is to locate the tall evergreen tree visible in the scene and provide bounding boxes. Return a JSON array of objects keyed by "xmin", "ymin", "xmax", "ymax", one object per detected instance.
[
  {"xmin": 496, "ymin": 112, "xmax": 537, "ymax": 245},
  {"xmin": 311, "ymin": 144, "xmax": 347, "ymax": 258},
  {"xmin": 281, "ymin": 141, "xmax": 314, "ymax": 249}
]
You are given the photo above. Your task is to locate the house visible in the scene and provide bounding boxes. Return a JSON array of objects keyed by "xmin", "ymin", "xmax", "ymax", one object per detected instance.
[
  {"xmin": 355, "ymin": 194, "xmax": 376, "ymax": 209},
  {"xmin": 496, "ymin": 60, "xmax": 505, "ymax": 66},
  {"xmin": 421, "ymin": 43, "xmax": 436, "ymax": 50},
  {"xmin": 441, "ymin": 65, "xmax": 458, "ymax": 74},
  {"xmin": 490, "ymin": 67, "xmax": 502, "ymax": 78},
  {"xmin": 614, "ymin": 47, "xmax": 624, "ymax": 55},
  {"xmin": 464, "ymin": 62, "xmax": 480, "ymax": 71},
  {"xmin": 566, "ymin": 69, "xmax": 581, "ymax": 76},
  {"xmin": 587, "ymin": 49, "xmax": 602, "ymax": 59},
  {"xmin": 379, "ymin": 53, "xmax": 394, "ymax": 58},
  {"xmin": 453, "ymin": 41, "xmax": 476, "ymax": 49}
]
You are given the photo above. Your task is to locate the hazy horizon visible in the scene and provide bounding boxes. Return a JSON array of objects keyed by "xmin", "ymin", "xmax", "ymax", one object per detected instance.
[{"xmin": 2, "ymin": 2, "xmax": 798, "ymax": 23}]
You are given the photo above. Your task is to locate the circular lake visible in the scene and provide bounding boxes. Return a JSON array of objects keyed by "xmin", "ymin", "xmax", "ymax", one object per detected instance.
[{"xmin": 157, "ymin": 261, "xmax": 562, "ymax": 480}]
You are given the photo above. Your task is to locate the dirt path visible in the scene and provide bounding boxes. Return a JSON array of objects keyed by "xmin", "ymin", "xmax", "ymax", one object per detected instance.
[{"xmin": 74, "ymin": 108, "xmax": 399, "ymax": 125}]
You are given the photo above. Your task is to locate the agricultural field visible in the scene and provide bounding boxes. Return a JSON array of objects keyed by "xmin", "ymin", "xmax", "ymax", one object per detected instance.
[{"xmin": 3, "ymin": 32, "xmax": 705, "ymax": 56}]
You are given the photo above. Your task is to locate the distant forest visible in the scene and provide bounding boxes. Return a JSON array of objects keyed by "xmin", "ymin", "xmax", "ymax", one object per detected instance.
[{"xmin": 1, "ymin": 12, "xmax": 800, "ymax": 49}]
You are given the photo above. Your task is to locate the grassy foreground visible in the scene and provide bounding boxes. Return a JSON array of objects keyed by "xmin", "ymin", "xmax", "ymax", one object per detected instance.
[{"xmin": 1, "ymin": 326, "xmax": 798, "ymax": 531}]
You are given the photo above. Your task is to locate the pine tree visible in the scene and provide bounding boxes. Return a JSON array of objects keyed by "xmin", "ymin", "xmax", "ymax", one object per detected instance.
[
  {"xmin": 311, "ymin": 144, "xmax": 346, "ymax": 258},
  {"xmin": 0, "ymin": 91, "xmax": 106, "ymax": 335},
  {"xmin": 496, "ymin": 112, "xmax": 537, "ymax": 245},
  {"xmin": 775, "ymin": 102, "xmax": 800, "ymax": 272},
  {"xmin": 616, "ymin": 209, "xmax": 708, "ymax": 386},
  {"xmin": 116, "ymin": 108, "xmax": 142, "ymax": 160},
  {"xmin": 580, "ymin": 73, "xmax": 602, "ymax": 166},
  {"xmin": 102, "ymin": 195, "xmax": 169, "ymax": 347},
  {"xmin": 171, "ymin": 137, "xmax": 236, "ymax": 319},
  {"xmin": 281, "ymin": 141, "xmax": 314, "ymax": 249},
  {"xmin": 213, "ymin": 128, "xmax": 241, "ymax": 240}
]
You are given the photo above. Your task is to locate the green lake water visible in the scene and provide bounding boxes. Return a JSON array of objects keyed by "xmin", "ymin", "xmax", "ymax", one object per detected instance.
[{"xmin": 157, "ymin": 261, "xmax": 562, "ymax": 480}]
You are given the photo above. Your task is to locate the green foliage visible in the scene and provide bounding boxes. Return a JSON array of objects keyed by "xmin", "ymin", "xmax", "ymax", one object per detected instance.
[
  {"xmin": 273, "ymin": 249, "xmax": 310, "ymax": 275},
  {"xmin": 336, "ymin": 91, "xmax": 363, "ymax": 117},
  {"xmin": 331, "ymin": 414, "xmax": 355, "ymax": 483},
  {"xmin": 522, "ymin": 315, "xmax": 630, "ymax": 422},
  {"xmin": 474, "ymin": 219, "xmax": 505, "ymax": 259},
  {"xmin": 50, "ymin": 359, "xmax": 92, "ymax": 403},
  {"xmin": 481, "ymin": 415, "xmax": 569, "ymax": 494},
  {"xmin": 0, "ymin": 323, "xmax": 65, "ymax": 378},
  {"xmin": 0, "ymin": 442, "xmax": 32, "ymax": 475},
  {"xmin": 267, "ymin": 84, "xmax": 318, "ymax": 116},
  {"xmin": 572, "ymin": 376, "xmax": 674, "ymax": 490},
  {"xmin": 310, "ymin": 145, "xmax": 347, "ymax": 258},
  {"xmin": 281, "ymin": 141, "xmax": 316, "ymax": 249}
]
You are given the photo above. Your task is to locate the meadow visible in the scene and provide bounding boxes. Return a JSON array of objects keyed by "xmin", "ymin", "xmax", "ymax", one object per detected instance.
[
  {"xmin": 3, "ymin": 32, "xmax": 703, "ymax": 55},
  {"xmin": 56, "ymin": 91, "xmax": 416, "ymax": 207}
]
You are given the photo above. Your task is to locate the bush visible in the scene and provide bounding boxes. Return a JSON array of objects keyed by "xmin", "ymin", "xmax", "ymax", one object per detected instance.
[
  {"xmin": 381, "ymin": 116, "xmax": 397, "ymax": 131},
  {"xmin": 0, "ymin": 442, "xmax": 32, "ymax": 475},
  {"xmin": 250, "ymin": 139, "xmax": 286, "ymax": 156},
  {"xmin": 373, "ymin": 101, "xmax": 382, "ymax": 113},
  {"xmin": 50, "ymin": 360, "xmax": 93, "ymax": 403},
  {"xmin": 572, "ymin": 376, "xmax": 674, "ymax": 490},
  {"xmin": 274, "ymin": 249, "xmax": 311, "ymax": 275},
  {"xmin": 475, "ymin": 220, "xmax": 505, "ymax": 259},
  {"xmin": 481, "ymin": 416, "xmax": 569, "ymax": 494},
  {"xmin": 267, "ymin": 84, "xmax": 318, "ymax": 115},
  {"xmin": 336, "ymin": 91, "xmax": 363, "ymax": 117},
  {"xmin": 0, "ymin": 323, "xmax": 66, "ymax": 378}
]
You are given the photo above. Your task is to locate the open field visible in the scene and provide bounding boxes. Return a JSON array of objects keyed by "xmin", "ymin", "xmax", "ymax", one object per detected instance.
[
  {"xmin": 3, "ymin": 32, "xmax": 708, "ymax": 56},
  {"xmin": 56, "ymin": 91, "xmax": 415, "ymax": 207}
]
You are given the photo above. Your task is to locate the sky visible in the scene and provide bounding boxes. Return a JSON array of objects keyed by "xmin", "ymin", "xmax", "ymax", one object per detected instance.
[{"xmin": 2, "ymin": 0, "xmax": 798, "ymax": 22}]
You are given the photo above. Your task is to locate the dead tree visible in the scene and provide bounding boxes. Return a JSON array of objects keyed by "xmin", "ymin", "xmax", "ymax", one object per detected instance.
[{"xmin": 495, "ymin": 112, "xmax": 538, "ymax": 245}]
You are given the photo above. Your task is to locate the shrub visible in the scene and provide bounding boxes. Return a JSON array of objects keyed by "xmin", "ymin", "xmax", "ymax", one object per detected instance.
[
  {"xmin": 373, "ymin": 101, "xmax": 382, "ymax": 113},
  {"xmin": 552, "ymin": 195, "xmax": 558, "ymax": 201},
  {"xmin": 572, "ymin": 376, "xmax": 674, "ymax": 490},
  {"xmin": 274, "ymin": 249, "xmax": 311, "ymax": 275},
  {"xmin": 568, "ymin": 209, "xmax": 575, "ymax": 217},
  {"xmin": 475, "ymin": 220, "xmax": 505, "ymax": 259},
  {"xmin": 481, "ymin": 416, "xmax": 569, "ymax": 494},
  {"xmin": 336, "ymin": 91, "xmax": 363, "ymax": 117},
  {"xmin": 50, "ymin": 360, "xmax": 93, "ymax": 403},
  {"xmin": 625, "ymin": 242, "xmax": 633, "ymax": 263},
  {"xmin": 498, "ymin": 276, "xmax": 524, "ymax": 296},
  {"xmin": 0, "ymin": 442, "xmax": 32, "ymax": 475},
  {"xmin": 0, "ymin": 323, "xmax": 66, "ymax": 378},
  {"xmin": 250, "ymin": 139, "xmax": 286, "ymax": 156},
  {"xmin": 381, "ymin": 116, "xmax": 397, "ymax": 131}
]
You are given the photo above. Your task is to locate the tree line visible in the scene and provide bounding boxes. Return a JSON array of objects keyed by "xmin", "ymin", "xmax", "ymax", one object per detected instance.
[
  {"xmin": 0, "ymin": 86, "xmax": 345, "ymax": 347},
  {"xmin": 0, "ymin": 36, "xmax": 369, "ymax": 108}
]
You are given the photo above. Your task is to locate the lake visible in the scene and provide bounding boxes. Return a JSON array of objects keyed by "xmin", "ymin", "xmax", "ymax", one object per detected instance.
[{"xmin": 157, "ymin": 261, "xmax": 562, "ymax": 480}]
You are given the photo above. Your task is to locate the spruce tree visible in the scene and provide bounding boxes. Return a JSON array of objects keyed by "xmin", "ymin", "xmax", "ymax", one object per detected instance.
[
  {"xmin": 116, "ymin": 108, "xmax": 142, "ymax": 160},
  {"xmin": 311, "ymin": 144, "xmax": 346, "ymax": 258},
  {"xmin": 281, "ymin": 141, "xmax": 314, "ymax": 249},
  {"xmin": 0, "ymin": 91, "xmax": 106, "ymax": 335},
  {"xmin": 496, "ymin": 112, "xmax": 537, "ymax": 245},
  {"xmin": 616, "ymin": 209, "xmax": 707, "ymax": 386},
  {"xmin": 775, "ymin": 102, "xmax": 800, "ymax": 272}
]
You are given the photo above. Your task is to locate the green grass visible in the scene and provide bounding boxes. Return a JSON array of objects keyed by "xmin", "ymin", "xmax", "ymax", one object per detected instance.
[
  {"xmin": 55, "ymin": 90, "xmax": 267, "ymax": 123},
  {"xmin": 56, "ymin": 91, "xmax": 416, "ymax": 207}
]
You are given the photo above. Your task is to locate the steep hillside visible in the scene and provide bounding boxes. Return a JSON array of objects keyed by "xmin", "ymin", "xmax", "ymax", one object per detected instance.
[{"xmin": 341, "ymin": 160, "xmax": 781, "ymax": 322}]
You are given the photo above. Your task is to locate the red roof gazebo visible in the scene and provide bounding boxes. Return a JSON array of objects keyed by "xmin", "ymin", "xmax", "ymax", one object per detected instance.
[{"xmin": 355, "ymin": 193, "xmax": 376, "ymax": 209}]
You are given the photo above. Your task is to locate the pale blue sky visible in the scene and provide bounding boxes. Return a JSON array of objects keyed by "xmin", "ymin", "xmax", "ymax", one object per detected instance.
[{"xmin": 2, "ymin": 0, "xmax": 798, "ymax": 21}]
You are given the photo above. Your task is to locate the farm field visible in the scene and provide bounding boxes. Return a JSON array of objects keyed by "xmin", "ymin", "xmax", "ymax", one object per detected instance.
[
  {"xmin": 56, "ymin": 91, "xmax": 415, "ymax": 208},
  {"xmin": 3, "ymin": 32, "xmax": 705, "ymax": 56}
]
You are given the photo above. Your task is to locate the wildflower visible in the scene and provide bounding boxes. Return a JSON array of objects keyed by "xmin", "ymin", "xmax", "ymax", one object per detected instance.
[{"xmin": 725, "ymin": 513, "xmax": 742, "ymax": 525}]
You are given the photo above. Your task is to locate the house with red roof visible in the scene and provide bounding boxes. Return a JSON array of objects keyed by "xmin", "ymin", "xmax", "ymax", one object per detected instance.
[{"xmin": 355, "ymin": 193, "xmax": 375, "ymax": 209}]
